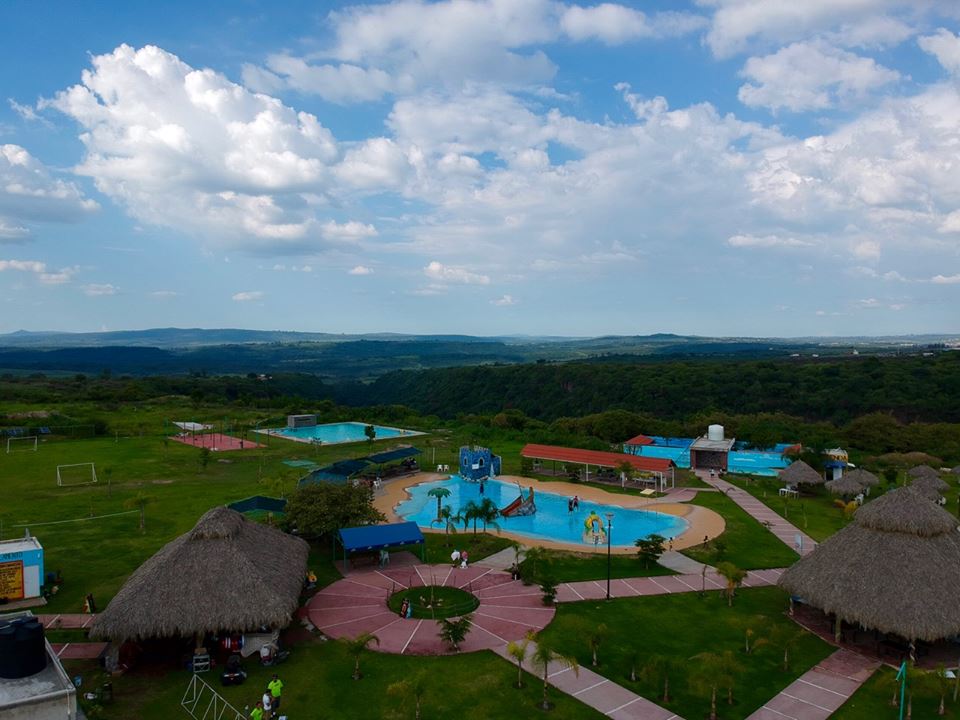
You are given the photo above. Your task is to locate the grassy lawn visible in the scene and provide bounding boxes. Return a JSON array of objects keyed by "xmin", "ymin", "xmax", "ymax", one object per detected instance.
[
  {"xmin": 387, "ymin": 585, "xmax": 479, "ymax": 618},
  {"xmin": 73, "ymin": 639, "xmax": 603, "ymax": 720},
  {"xmin": 683, "ymin": 491, "xmax": 800, "ymax": 569},
  {"xmin": 536, "ymin": 586, "xmax": 834, "ymax": 720},
  {"xmin": 520, "ymin": 547, "xmax": 675, "ymax": 583},
  {"xmin": 835, "ymin": 664, "xmax": 960, "ymax": 719}
]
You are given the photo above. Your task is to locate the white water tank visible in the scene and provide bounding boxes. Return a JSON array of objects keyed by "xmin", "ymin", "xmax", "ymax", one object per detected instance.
[{"xmin": 708, "ymin": 424, "xmax": 724, "ymax": 442}]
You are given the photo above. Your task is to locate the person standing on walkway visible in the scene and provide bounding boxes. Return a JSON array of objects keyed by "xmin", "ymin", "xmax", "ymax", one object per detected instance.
[{"xmin": 268, "ymin": 675, "xmax": 283, "ymax": 713}]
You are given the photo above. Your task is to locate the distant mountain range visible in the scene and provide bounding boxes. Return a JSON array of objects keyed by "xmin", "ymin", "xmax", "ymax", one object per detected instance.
[{"xmin": 0, "ymin": 327, "xmax": 956, "ymax": 380}]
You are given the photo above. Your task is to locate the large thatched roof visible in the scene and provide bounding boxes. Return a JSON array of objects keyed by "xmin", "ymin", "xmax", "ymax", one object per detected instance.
[
  {"xmin": 908, "ymin": 465, "xmax": 941, "ymax": 482},
  {"xmin": 779, "ymin": 487, "xmax": 960, "ymax": 642},
  {"xmin": 780, "ymin": 460, "xmax": 824, "ymax": 486},
  {"xmin": 90, "ymin": 507, "xmax": 309, "ymax": 642},
  {"xmin": 825, "ymin": 475, "xmax": 867, "ymax": 497}
]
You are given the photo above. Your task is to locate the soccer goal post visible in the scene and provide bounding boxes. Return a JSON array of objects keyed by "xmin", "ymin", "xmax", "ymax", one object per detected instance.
[
  {"xmin": 6, "ymin": 435, "xmax": 38, "ymax": 453},
  {"xmin": 57, "ymin": 463, "xmax": 98, "ymax": 487}
]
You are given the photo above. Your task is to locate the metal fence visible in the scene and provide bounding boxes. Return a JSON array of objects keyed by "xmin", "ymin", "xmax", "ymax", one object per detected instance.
[{"xmin": 181, "ymin": 674, "xmax": 246, "ymax": 720}]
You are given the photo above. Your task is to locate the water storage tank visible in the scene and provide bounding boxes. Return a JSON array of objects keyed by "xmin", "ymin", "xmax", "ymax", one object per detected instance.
[
  {"xmin": 708, "ymin": 424, "xmax": 724, "ymax": 442},
  {"xmin": 0, "ymin": 616, "xmax": 47, "ymax": 679}
]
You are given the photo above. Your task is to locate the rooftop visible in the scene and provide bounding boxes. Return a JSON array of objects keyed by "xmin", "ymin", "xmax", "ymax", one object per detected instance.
[
  {"xmin": 0, "ymin": 613, "xmax": 75, "ymax": 711},
  {"xmin": 690, "ymin": 436, "xmax": 736, "ymax": 452}
]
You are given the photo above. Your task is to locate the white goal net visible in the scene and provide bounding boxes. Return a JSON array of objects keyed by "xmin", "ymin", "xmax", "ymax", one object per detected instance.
[
  {"xmin": 6, "ymin": 435, "xmax": 38, "ymax": 453},
  {"xmin": 56, "ymin": 463, "xmax": 98, "ymax": 487}
]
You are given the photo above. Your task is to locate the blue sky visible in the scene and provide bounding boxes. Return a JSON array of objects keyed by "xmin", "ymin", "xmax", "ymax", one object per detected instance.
[{"xmin": 1, "ymin": 0, "xmax": 959, "ymax": 337}]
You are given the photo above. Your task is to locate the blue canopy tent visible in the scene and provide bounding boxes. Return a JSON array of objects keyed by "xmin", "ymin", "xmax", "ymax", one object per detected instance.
[
  {"xmin": 336, "ymin": 521, "xmax": 425, "ymax": 572},
  {"xmin": 298, "ymin": 458, "xmax": 371, "ymax": 488}
]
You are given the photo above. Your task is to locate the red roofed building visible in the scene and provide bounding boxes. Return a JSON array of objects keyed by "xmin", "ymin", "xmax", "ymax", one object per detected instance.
[
  {"xmin": 521, "ymin": 443, "xmax": 675, "ymax": 490},
  {"xmin": 624, "ymin": 434, "xmax": 654, "ymax": 447}
]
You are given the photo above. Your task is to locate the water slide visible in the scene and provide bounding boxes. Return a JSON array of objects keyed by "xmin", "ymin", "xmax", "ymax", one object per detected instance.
[{"xmin": 500, "ymin": 484, "xmax": 536, "ymax": 517}]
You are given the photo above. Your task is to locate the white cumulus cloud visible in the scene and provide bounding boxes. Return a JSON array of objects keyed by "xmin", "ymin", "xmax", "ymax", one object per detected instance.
[
  {"xmin": 931, "ymin": 274, "xmax": 960, "ymax": 284},
  {"xmin": 491, "ymin": 294, "xmax": 516, "ymax": 306},
  {"xmin": 424, "ymin": 261, "xmax": 490, "ymax": 285},
  {"xmin": 232, "ymin": 290, "xmax": 264, "ymax": 301},
  {"xmin": 83, "ymin": 283, "xmax": 118, "ymax": 296},
  {"xmin": 738, "ymin": 42, "xmax": 899, "ymax": 112},
  {"xmin": 919, "ymin": 28, "xmax": 960, "ymax": 75},
  {"xmin": 349, "ymin": 265, "xmax": 374, "ymax": 275}
]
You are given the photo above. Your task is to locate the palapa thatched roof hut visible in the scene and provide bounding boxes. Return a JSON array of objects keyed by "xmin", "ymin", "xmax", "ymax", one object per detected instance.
[
  {"xmin": 90, "ymin": 507, "xmax": 309, "ymax": 642},
  {"xmin": 911, "ymin": 473, "xmax": 949, "ymax": 494},
  {"xmin": 825, "ymin": 474, "xmax": 867, "ymax": 497},
  {"xmin": 845, "ymin": 468, "xmax": 879, "ymax": 488},
  {"xmin": 908, "ymin": 465, "xmax": 941, "ymax": 483},
  {"xmin": 779, "ymin": 486, "xmax": 960, "ymax": 642},
  {"xmin": 779, "ymin": 460, "xmax": 824, "ymax": 486}
]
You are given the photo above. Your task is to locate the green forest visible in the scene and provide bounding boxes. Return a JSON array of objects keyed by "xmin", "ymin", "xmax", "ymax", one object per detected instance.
[{"xmin": 2, "ymin": 351, "xmax": 959, "ymax": 462}]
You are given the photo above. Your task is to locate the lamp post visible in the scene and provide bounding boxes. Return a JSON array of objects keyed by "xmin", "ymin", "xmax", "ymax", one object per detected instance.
[{"xmin": 605, "ymin": 512, "xmax": 614, "ymax": 600}]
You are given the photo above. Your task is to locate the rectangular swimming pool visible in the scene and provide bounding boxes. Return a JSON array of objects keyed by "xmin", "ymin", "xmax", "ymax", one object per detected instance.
[{"xmin": 259, "ymin": 422, "xmax": 423, "ymax": 445}]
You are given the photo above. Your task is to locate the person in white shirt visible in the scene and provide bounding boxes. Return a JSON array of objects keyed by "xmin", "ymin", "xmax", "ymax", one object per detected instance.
[{"xmin": 261, "ymin": 690, "xmax": 273, "ymax": 719}]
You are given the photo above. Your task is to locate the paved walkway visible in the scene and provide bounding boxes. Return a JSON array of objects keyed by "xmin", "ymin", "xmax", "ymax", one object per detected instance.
[
  {"xmin": 555, "ymin": 567, "xmax": 786, "ymax": 603},
  {"xmin": 656, "ymin": 550, "xmax": 711, "ymax": 575},
  {"xmin": 748, "ymin": 649, "xmax": 879, "ymax": 720},
  {"xmin": 698, "ymin": 472, "xmax": 816, "ymax": 556},
  {"xmin": 492, "ymin": 641, "xmax": 682, "ymax": 719},
  {"xmin": 305, "ymin": 558, "xmax": 554, "ymax": 654},
  {"xmin": 475, "ymin": 546, "xmax": 523, "ymax": 570},
  {"xmin": 50, "ymin": 642, "xmax": 110, "ymax": 660},
  {"xmin": 37, "ymin": 613, "xmax": 97, "ymax": 629}
]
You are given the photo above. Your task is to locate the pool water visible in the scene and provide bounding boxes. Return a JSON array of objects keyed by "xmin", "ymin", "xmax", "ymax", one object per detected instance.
[
  {"xmin": 397, "ymin": 476, "xmax": 688, "ymax": 548},
  {"xmin": 627, "ymin": 443, "xmax": 789, "ymax": 476},
  {"xmin": 264, "ymin": 422, "xmax": 421, "ymax": 444}
]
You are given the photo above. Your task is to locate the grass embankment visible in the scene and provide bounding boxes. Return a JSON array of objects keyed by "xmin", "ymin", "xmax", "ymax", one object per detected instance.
[
  {"xmin": 75, "ymin": 641, "xmax": 602, "ymax": 720},
  {"xmin": 537, "ymin": 586, "xmax": 833, "ymax": 720},
  {"xmin": 683, "ymin": 491, "xmax": 800, "ymax": 569}
]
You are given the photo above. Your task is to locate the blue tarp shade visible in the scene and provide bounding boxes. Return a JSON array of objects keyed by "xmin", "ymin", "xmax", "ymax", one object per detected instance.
[
  {"xmin": 298, "ymin": 458, "xmax": 371, "ymax": 488},
  {"xmin": 366, "ymin": 446, "xmax": 422, "ymax": 464},
  {"xmin": 337, "ymin": 522, "xmax": 425, "ymax": 570}
]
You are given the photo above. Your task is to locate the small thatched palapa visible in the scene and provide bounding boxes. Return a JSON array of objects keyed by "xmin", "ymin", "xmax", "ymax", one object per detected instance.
[
  {"xmin": 825, "ymin": 474, "xmax": 867, "ymax": 497},
  {"xmin": 90, "ymin": 507, "xmax": 308, "ymax": 642},
  {"xmin": 779, "ymin": 486, "xmax": 960, "ymax": 642},
  {"xmin": 779, "ymin": 460, "xmax": 824, "ymax": 486},
  {"xmin": 844, "ymin": 468, "xmax": 879, "ymax": 488},
  {"xmin": 908, "ymin": 465, "xmax": 941, "ymax": 483},
  {"xmin": 911, "ymin": 473, "xmax": 949, "ymax": 494}
]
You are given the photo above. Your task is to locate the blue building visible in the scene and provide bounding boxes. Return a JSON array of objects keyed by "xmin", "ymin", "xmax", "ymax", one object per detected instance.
[
  {"xmin": 459, "ymin": 446, "xmax": 501, "ymax": 481},
  {"xmin": 0, "ymin": 534, "xmax": 45, "ymax": 603}
]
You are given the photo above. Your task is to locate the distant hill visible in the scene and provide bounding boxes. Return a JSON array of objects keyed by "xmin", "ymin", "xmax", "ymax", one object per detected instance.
[{"xmin": 0, "ymin": 327, "xmax": 956, "ymax": 380}]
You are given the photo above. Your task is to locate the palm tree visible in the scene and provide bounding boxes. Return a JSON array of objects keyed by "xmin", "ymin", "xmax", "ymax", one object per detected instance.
[
  {"xmin": 342, "ymin": 632, "xmax": 379, "ymax": 679},
  {"xmin": 586, "ymin": 623, "xmax": 607, "ymax": 667},
  {"xmin": 718, "ymin": 650, "xmax": 742, "ymax": 704},
  {"xmin": 715, "ymin": 561, "xmax": 747, "ymax": 606},
  {"xmin": 506, "ymin": 632, "xmax": 534, "ymax": 688},
  {"xmin": 438, "ymin": 614, "xmax": 473, "ymax": 652},
  {"xmin": 124, "ymin": 492, "xmax": 152, "ymax": 532},
  {"xmin": 427, "ymin": 487, "xmax": 451, "ymax": 521},
  {"xmin": 430, "ymin": 504, "xmax": 457, "ymax": 541},
  {"xmin": 387, "ymin": 674, "xmax": 426, "ymax": 719},
  {"xmin": 767, "ymin": 624, "xmax": 805, "ymax": 671},
  {"xmin": 478, "ymin": 497, "xmax": 500, "ymax": 533},
  {"xmin": 640, "ymin": 655, "xmax": 679, "ymax": 703},
  {"xmin": 688, "ymin": 652, "xmax": 730, "ymax": 720},
  {"xmin": 531, "ymin": 642, "xmax": 579, "ymax": 711},
  {"xmin": 460, "ymin": 500, "xmax": 481, "ymax": 535}
]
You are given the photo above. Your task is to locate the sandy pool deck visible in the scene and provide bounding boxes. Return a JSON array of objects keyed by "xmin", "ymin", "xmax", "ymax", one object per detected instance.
[{"xmin": 375, "ymin": 473, "xmax": 725, "ymax": 555}]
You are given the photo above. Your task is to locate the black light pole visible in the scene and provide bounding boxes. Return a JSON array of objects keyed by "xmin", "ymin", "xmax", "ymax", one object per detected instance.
[{"xmin": 605, "ymin": 512, "xmax": 614, "ymax": 600}]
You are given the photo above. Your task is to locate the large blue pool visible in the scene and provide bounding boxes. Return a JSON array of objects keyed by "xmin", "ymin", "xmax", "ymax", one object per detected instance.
[
  {"xmin": 397, "ymin": 476, "xmax": 688, "ymax": 548},
  {"xmin": 261, "ymin": 422, "xmax": 422, "ymax": 444}
]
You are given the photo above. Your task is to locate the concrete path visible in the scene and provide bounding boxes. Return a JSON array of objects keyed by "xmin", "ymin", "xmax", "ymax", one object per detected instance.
[
  {"xmin": 492, "ymin": 641, "xmax": 682, "ymax": 719},
  {"xmin": 556, "ymin": 567, "xmax": 786, "ymax": 603},
  {"xmin": 747, "ymin": 648, "xmax": 879, "ymax": 720},
  {"xmin": 37, "ymin": 613, "xmax": 97, "ymax": 629},
  {"xmin": 698, "ymin": 472, "xmax": 816, "ymax": 556},
  {"xmin": 475, "ymin": 546, "xmax": 523, "ymax": 570},
  {"xmin": 50, "ymin": 642, "xmax": 109, "ymax": 660},
  {"xmin": 656, "ymin": 550, "xmax": 710, "ymax": 575}
]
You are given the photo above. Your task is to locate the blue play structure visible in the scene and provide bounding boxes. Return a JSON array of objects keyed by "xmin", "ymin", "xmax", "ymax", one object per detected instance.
[{"xmin": 459, "ymin": 446, "xmax": 501, "ymax": 481}]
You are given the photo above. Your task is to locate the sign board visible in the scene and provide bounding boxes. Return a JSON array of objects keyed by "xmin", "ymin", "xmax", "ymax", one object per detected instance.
[{"xmin": 0, "ymin": 559, "xmax": 25, "ymax": 600}]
